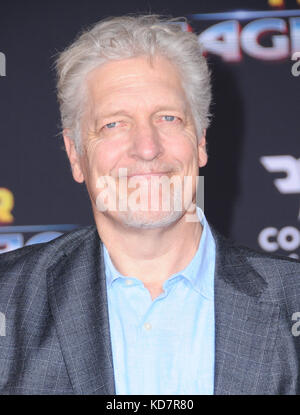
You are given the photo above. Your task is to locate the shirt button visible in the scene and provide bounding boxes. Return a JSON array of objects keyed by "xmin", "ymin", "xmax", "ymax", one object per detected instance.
[
  {"xmin": 144, "ymin": 322, "xmax": 152, "ymax": 330},
  {"xmin": 125, "ymin": 279, "xmax": 133, "ymax": 286}
]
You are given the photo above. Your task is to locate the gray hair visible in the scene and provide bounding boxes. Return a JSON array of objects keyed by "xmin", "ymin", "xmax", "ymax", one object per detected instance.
[{"xmin": 55, "ymin": 15, "xmax": 212, "ymax": 152}]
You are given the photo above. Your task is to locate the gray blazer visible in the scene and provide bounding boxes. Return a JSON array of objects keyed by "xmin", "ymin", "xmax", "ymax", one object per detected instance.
[{"xmin": 0, "ymin": 224, "xmax": 299, "ymax": 394}]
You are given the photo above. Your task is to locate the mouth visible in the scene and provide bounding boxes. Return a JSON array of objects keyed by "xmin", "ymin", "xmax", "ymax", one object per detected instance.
[{"xmin": 127, "ymin": 172, "xmax": 170, "ymax": 179}]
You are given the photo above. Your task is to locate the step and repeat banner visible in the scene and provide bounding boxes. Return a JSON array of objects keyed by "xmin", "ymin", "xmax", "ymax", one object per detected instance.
[{"xmin": 0, "ymin": 0, "xmax": 299, "ymax": 258}]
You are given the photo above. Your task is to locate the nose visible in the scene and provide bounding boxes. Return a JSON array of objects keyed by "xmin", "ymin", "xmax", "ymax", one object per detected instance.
[{"xmin": 128, "ymin": 120, "xmax": 163, "ymax": 161}]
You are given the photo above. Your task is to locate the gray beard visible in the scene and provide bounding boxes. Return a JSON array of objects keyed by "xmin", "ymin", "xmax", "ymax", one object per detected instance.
[{"xmin": 117, "ymin": 206, "xmax": 185, "ymax": 229}]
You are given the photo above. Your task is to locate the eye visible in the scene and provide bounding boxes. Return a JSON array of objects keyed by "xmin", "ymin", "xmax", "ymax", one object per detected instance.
[
  {"xmin": 104, "ymin": 121, "xmax": 119, "ymax": 129},
  {"xmin": 161, "ymin": 115, "xmax": 177, "ymax": 122}
]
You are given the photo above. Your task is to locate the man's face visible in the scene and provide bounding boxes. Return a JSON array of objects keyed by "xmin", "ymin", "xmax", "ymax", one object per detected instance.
[{"xmin": 64, "ymin": 55, "xmax": 207, "ymax": 228}]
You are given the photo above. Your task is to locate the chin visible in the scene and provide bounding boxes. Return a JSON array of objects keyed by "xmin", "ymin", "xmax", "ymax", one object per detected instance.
[{"xmin": 116, "ymin": 208, "xmax": 185, "ymax": 229}]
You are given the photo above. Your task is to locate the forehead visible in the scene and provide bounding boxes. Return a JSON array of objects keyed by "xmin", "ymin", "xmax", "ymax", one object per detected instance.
[{"xmin": 85, "ymin": 55, "xmax": 187, "ymax": 109}]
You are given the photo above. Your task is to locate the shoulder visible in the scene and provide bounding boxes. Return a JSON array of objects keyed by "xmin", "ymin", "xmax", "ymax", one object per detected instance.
[
  {"xmin": 0, "ymin": 225, "xmax": 96, "ymax": 285},
  {"xmin": 229, "ymin": 239, "xmax": 300, "ymax": 281},
  {"xmin": 243, "ymin": 245, "xmax": 300, "ymax": 302},
  {"xmin": 212, "ymin": 225, "xmax": 300, "ymax": 304}
]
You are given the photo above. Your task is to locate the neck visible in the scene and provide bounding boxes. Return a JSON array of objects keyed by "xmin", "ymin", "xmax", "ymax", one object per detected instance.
[{"xmin": 94, "ymin": 209, "xmax": 203, "ymax": 290}]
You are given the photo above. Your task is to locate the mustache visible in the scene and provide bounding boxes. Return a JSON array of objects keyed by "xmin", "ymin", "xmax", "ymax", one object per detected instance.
[{"xmin": 111, "ymin": 164, "xmax": 181, "ymax": 178}]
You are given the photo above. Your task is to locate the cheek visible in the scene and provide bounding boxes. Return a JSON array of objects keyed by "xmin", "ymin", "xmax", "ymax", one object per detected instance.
[
  {"xmin": 169, "ymin": 140, "xmax": 198, "ymax": 170},
  {"xmin": 85, "ymin": 139, "xmax": 125, "ymax": 178},
  {"xmin": 164, "ymin": 124, "xmax": 198, "ymax": 155}
]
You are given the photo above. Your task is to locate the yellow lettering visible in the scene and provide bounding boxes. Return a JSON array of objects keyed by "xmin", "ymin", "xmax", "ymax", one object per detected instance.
[{"xmin": 0, "ymin": 188, "xmax": 14, "ymax": 223}]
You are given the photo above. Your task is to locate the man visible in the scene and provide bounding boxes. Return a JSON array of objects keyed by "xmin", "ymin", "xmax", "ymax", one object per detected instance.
[{"xmin": 0, "ymin": 15, "xmax": 299, "ymax": 395}]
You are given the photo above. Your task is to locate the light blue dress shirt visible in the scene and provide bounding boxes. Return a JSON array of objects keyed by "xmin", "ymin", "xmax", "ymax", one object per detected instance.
[{"xmin": 104, "ymin": 207, "xmax": 216, "ymax": 395}]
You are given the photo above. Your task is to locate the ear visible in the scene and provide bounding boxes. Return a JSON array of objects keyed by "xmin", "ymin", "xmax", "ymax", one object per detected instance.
[
  {"xmin": 63, "ymin": 130, "xmax": 85, "ymax": 183},
  {"xmin": 198, "ymin": 130, "xmax": 208, "ymax": 168}
]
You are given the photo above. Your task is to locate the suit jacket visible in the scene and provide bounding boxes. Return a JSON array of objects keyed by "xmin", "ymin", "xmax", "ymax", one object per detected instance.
[{"xmin": 0, "ymin": 224, "xmax": 299, "ymax": 395}]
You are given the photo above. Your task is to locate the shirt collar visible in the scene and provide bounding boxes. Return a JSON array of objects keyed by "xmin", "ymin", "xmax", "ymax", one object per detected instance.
[
  {"xmin": 103, "ymin": 207, "xmax": 215, "ymax": 299},
  {"xmin": 104, "ymin": 243, "xmax": 125, "ymax": 288},
  {"xmin": 172, "ymin": 207, "xmax": 215, "ymax": 299}
]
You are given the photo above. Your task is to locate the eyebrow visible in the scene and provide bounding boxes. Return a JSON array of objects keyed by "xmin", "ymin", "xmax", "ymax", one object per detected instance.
[
  {"xmin": 94, "ymin": 111, "xmax": 129, "ymax": 132},
  {"xmin": 95, "ymin": 105, "xmax": 187, "ymax": 123},
  {"xmin": 96, "ymin": 110, "xmax": 130, "ymax": 121}
]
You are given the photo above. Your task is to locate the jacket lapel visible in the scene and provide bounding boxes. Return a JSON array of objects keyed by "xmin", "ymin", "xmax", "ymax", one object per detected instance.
[
  {"xmin": 211, "ymin": 227, "xmax": 280, "ymax": 394},
  {"xmin": 47, "ymin": 226, "xmax": 115, "ymax": 395}
]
